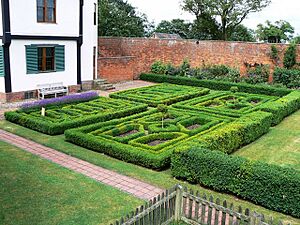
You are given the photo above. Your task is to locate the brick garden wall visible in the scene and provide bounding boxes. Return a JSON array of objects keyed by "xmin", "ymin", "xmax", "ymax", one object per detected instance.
[{"xmin": 98, "ymin": 37, "xmax": 300, "ymax": 83}]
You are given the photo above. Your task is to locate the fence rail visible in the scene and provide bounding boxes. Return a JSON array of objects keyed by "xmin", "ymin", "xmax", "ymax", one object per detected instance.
[{"xmin": 111, "ymin": 185, "xmax": 290, "ymax": 225}]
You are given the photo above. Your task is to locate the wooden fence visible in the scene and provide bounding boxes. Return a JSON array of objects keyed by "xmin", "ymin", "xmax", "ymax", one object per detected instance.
[{"xmin": 111, "ymin": 185, "xmax": 290, "ymax": 225}]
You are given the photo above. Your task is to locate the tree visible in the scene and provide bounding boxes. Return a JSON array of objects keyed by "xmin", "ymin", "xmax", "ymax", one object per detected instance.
[
  {"xmin": 182, "ymin": 0, "xmax": 271, "ymax": 40},
  {"xmin": 228, "ymin": 24, "xmax": 255, "ymax": 42},
  {"xmin": 283, "ymin": 43, "xmax": 297, "ymax": 69},
  {"xmin": 292, "ymin": 36, "xmax": 300, "ymax": 44},
  {"xmin": 256, "ymin": 20, "xmax": 295, "ymax": 43},
  {"xmin": 157, "ymin": 104, "xmax": 169, "ymax": 128},
  {"xmin": 98, "ymin": 0, "xmax": 152, "ymax": 37},
  {"xmin": 154, "ymin": 19, "xmax": 192, "ymax": 39}
]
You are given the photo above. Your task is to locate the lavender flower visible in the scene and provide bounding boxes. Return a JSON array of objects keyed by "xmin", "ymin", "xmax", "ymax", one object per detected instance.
[{"xmin": 21, "ymin": 92, "xmax": 98, "ymax": 109}]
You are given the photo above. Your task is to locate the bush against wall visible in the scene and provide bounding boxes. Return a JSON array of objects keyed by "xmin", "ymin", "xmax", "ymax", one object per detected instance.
[
  {"xmin": 273, "ymin": 67, "xmax": 300, "ymax": 89},
  {"xmin": 283, "ymin": 43, "xmax": 297, "ymax": 69},
  {"xmin": 171, "ymin": 148, "xmax": 300, "ymax": 218}
]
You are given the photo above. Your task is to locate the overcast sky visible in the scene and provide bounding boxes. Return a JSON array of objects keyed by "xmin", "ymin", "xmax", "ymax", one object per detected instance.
[{"xmin": 127, "ymin": 0, "xmax": 300, "ymax": 35}]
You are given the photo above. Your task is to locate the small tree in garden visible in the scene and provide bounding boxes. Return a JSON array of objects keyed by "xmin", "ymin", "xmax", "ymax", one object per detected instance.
[
  {"xmin": 230, "ymin": 86, "xmax": 239, "ymax": 102},
  {"xmin": 284, "ymin": 43, "xmax": 297, "ymax": 69},
  {"xmin": 157, "ymin": 104, "xmax": 169, "ymax": 128}
]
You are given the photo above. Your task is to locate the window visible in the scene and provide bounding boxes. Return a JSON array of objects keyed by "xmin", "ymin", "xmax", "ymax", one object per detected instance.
[
  {"xmin": 38, "ymin": 47, "xmax": 55, "ymax": 72},
  {"xmin": 26, "ymin": 45, "xmax": 65, "ymax": 74},
  {"xmin": 37, "ymin": 0, "xmax": 56, "ymax": 23}
]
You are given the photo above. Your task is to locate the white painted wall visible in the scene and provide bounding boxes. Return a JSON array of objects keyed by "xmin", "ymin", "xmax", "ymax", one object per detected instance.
[
  {"xmin": 81, "ymin": 0, "xmax": 98, "ymax": 81},
  {"xmin": 0, "ymin": 77, "xmax": 5, "ymax": 93},
  {"xmin": 0, "ymin": 4, "xmax": 3, "ymax": 36},
  {"xmin": 9, "ymin": 0, "xmax": 79, "ymax": 36},
  {"xmin": 10, "ymin": 40, "xmax": 77, "ymax": 92}
]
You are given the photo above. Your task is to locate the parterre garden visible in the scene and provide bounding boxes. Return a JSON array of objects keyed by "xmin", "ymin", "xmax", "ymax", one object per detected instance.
[{"xmin": 4, "ymin": 79, "xmax": 300, "ymax": 220}]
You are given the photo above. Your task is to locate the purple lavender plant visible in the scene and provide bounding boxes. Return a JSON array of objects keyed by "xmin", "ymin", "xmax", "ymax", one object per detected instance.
[{"xmin": 21, "ymin": 92, "xmax": 99, "ymax": 109}]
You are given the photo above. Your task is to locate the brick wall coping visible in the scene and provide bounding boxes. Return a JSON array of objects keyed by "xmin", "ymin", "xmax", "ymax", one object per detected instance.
[{"xmin": 98, "ymin": 56, "xmax": 136, "ymax": 60}]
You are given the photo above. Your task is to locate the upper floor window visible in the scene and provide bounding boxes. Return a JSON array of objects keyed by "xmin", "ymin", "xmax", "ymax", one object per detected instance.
[{"xmin": 37, "ymin": 0, "xmax": 56, "ymax": 23}]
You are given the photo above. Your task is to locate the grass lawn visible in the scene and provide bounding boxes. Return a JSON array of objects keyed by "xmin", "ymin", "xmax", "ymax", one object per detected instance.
[
  {"xmin": 235, "ymin": 110, "xmax": 300, "ymax": 171},
  {"xmin": 0, "ymin": 141, "xmax": 143, "ymax": 225},
  {"xmin": 0, "ymin": 120, "xmax": 299, "ymax": 225}
]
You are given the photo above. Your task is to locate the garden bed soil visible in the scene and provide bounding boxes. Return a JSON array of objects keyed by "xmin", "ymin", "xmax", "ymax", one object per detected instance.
[
  {"xmin": 118, "ymin": 130, "xmax": 138, "ymax": 137},
  {"xmin": 147, "ymin": 139, "xmax": 168, "ymax": 146},
  {"xmin": 186, "ymin": 124, "xmax": 201, "ymax": 130}
]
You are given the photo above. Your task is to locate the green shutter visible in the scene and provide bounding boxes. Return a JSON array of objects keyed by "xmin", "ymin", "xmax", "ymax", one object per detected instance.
[
  {"xmin": 55, "ymin": 45, "xmax": 65, "ymax": 72},
  {"xmin": 0, "ymin": 47, "xmax": 4, "ymax": 77},
  {"xmin": 26, "ymin": 45, "xmax": 38, "ymax": 74}
]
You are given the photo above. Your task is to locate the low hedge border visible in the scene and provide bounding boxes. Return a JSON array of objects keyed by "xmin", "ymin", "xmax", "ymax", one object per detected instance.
[
  {"xmin": 109, "ymin": 83, "xmax": 210, "ymax": 106},
  {"xmin": 140, "ymin": 73, "xmax": 291, "ymax": 97},
  {"xmin": 258, "ymin": 90, "xmax": 300, "ymax": 125},
  {"xmin": 187, "ymin": 111, "xmax": 273, "ymax": 154},
  {"xmin": 171, "ymin": 148, "xmax": 300, "ymax": 218},
  {"xmin": 65, "ymin": 109, "xmax": 228, "ymax": 170},
  {"xmin": 5, "ymin": 103, "xmax": 148, "ymax": 135}
]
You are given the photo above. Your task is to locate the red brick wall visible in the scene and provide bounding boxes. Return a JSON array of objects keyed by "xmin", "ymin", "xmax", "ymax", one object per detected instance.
[
  {"xmin": 98, "ymin": 56, "xmax": 136, "ymax": 83},
  {"xmin": 98, "ymin": 37, "xmax": 300, "ymax": 82}
]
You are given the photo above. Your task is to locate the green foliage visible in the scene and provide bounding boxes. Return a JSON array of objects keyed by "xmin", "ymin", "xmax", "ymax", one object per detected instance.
[
  {"xmin": 182, "ymin": 0, "xmax": 271, "ymax": 40},
  {"xmin": 258, "ymin": 91, "xmax": 300, "ymax": 125},
  {"xmin": 270, "ymin": 44, "xmax": 279, "ymax": 61},
  {"xmin": 4, "ymin": 98, "xmax": 148, "ymax": 135},
  {"xmin": 157, "ymin": 104, "xmax": 169, "ymax": 128},
  {"xmin": 283, "ymin": 43, "xmax": 297, "ymax": 69},
  {"xmin": 242, "ymin": 65, "xmax": 270, "ymax": 84},
  {"xmin": 188, "ymin": 111, "xmax": 273, "ymax": 153},
  {"xmin": 140, "ymin": 73, "xmax": 291, "ymax": 96},
  {"xmin": 98, "ymin": 0, "xmax": 153, "ymax": 37},
  {"xmin": 150, "ymin": 60, "xmax": 167, "ymax": 74},
  {"xmin": 171, "ymin": 148, "xmax": 300, "ymax": 218},
  {"xmin": 154, "ymin": 19, "xmax": 193, "ymax": 39},
  {"xmin": 273, "ymin": 67, "xmax": 300, "ymax": 88},
  {"xmin": 230, "ymin": 86, "xmax": 239, "ymax": 93},
  {"xmin": 256, "ymin": 20, "xmax": 295, "ymax": 43},
  {"xmin": 227, "ymin": 24, "xmax": 256, "ymax": 42},
  {"xmin": 110, "ymin": 83, "xmax": 210, "ymax": 107}
]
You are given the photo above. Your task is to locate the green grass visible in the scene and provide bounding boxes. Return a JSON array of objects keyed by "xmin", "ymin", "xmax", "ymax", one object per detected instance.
[
  {"xmin": 0, "ymin": 141, "xmax": 143, "ymax": 225},
  {"xmin": 0, "ymin": 120, "xmax": 299, "ymax": 225},
  {"xmin": 235, "ymin": 110, "xmax": 300, "ymax": 171}
]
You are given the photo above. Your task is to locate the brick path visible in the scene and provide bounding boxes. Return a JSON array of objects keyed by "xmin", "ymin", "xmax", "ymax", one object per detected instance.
[{"xmin": 0, "ymin": 129, "xmax": 164, "ymax": 200}]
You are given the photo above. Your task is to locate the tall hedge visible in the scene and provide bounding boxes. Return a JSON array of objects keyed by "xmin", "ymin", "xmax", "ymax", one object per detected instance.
[
  {"xmin": 140, "ymin": 73, "xmax": 291, "ymax": 97},
  {"xmin": 171, "ymin": 148, "xmax": 300, "ymax": 218}
]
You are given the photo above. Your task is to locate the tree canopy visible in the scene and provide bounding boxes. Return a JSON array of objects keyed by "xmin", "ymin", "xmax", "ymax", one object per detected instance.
[
  {"xmin": 182, "ymin": 0, "xmax": 271, "ymax": 40},
  {"xmin": 154, "ymin": 19, "xmax": 193, "ymax": 39},
  {"xmin": 98, "ymin": 0, "xmax": 153, "ymax": 37},
  {"xmin": 256, "ymin": 20, "xmax": 295, "ymax": 43}
]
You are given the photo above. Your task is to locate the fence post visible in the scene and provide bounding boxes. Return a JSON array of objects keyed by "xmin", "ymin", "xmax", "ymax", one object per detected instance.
[{"xmin": 174, "ymin": 184, "xmax": 183, "ymax": 221}]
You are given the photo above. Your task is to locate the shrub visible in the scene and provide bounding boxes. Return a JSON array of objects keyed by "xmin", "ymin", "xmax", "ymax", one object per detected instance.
[
  {"xmin": 273, "ymin": 67, "xmax": 300, "ymax": 88},
  {"xmin": 150, "ymin": 60, "xmax": 167, "ymax": 74},
  {"xmin": 283, "ymin": 43, "xmax": 297, "ymax": 69},
  {"xmin": 242, "ymin": 65, "xmax": 270, "ymax": 84},
  {"xmin": 188, "ymin": 111, "xmax": 273, "ymax": 154},
  {"xmin": 270, "ymin": 44, "xmax": 279, "ymax": 62},
  {"xmin": 140, "ymin": 73, "xmax": 291, "ymax": 97},
  {"xmin": 258, "ymin": 90, "xmax": 300, "ymax": 125},
  {"xmin": 171, "ymin": 148, "xmax": 300, "ymax": 218}
]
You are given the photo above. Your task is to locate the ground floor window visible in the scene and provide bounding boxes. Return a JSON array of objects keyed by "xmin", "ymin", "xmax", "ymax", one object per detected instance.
[
  {"xmin": 26, "ymin": 45, "xmax": 65, "ymax": 74},
  {"xmin": 38, "ymin": 47, "xmax": 55, "ymax": 72}
]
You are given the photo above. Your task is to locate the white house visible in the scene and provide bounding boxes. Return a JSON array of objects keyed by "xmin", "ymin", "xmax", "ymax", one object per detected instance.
[{"xmin": 0, "ymin": 0, "xmax": 98, "ymax": 102}]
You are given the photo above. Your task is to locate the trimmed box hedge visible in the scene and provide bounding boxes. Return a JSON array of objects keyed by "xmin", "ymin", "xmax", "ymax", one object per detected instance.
[
  {"xmin": 5, "ymin": 97, "xmax": 148, "ymax": 135},
  {"xmin": 140, "ymin": 73, "xmax": 291, "ymax": 97},
  {"xmin": 65, "ymin": 109, "xmax": 228, "ymax": 170},
  {"xmin": 171, "ymin": 147, "xmax": 300, "ymax": 218},
  {"xmin": 187, "ymin": 111, "xmax": 273, "ymax": 154},
  {"xmin": 109, "ymin": 83, "xmax": 210, "ymax": 106}
]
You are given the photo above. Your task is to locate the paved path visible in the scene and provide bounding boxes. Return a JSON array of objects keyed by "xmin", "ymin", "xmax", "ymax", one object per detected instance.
[{"xmin": 0, "ymin": 129, "xmax": 164, "ymax": 200}]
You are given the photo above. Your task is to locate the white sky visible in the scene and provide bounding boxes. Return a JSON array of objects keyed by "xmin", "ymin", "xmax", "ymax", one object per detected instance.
[{"xmin": 127, "ymin": 0, "xmax": 300, "ymax": 35}]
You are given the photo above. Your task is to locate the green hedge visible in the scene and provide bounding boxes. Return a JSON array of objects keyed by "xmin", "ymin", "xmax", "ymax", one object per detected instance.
[
  {"xmin": 64, "ymin": 110, "xmax": 174, "ymax": 170},
  {"xmin": 140, "ymin": 73, "xmax": 291, "ymax": 97},
  {"xmin": 171, "ymin": 148, "xmax": 300, "ymax": 218},
  {"xmin": 5, "ymin": 104, "xmax": 148, "ymax": 135},
  {"xmin": 258, "ymin": 91, "xmax": 300, "ymax": 125},
  {"xmin": 189, "ymin": 111, "xmax": 273, "ymax": 154}
]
